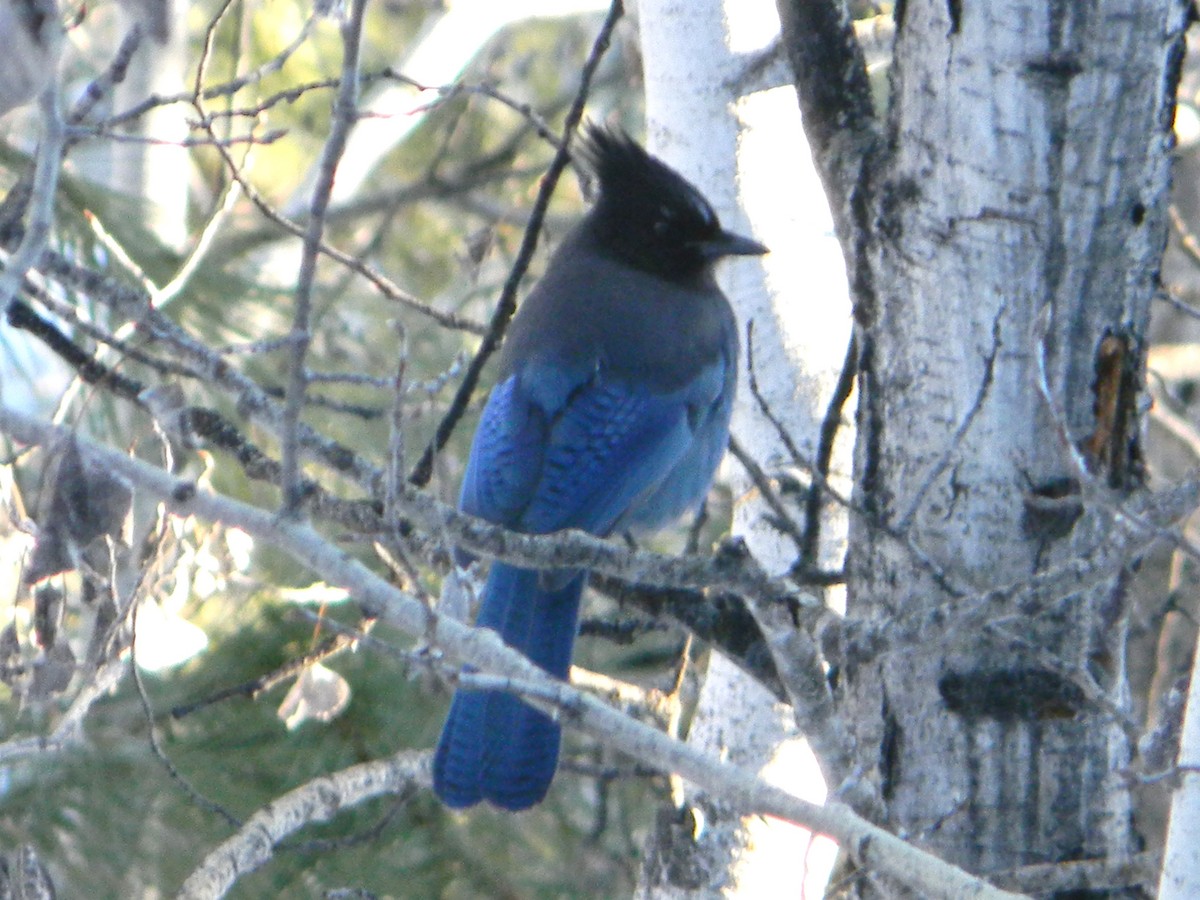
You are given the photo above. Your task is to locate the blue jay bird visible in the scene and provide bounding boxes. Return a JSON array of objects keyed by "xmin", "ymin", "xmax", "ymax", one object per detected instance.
[{"xmin": 433, "ymin": 124, "xmax": 767, "ymax": 810}]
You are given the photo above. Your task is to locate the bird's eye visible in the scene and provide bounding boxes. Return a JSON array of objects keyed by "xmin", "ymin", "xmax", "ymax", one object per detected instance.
[
  {"xmin": 685, "ymin": 189, "xmax": 717, "ymax": 230},
  {"xmin": 653, "ymin": 204, "xmax": 677, "ymax": 237}
]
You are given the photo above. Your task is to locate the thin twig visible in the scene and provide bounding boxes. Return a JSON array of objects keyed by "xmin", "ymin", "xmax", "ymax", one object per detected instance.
[
  {"xmin": 36, "ymin": 249, "xmax": 385, "ymax": 487},
  {"xmin": 728, "ymin": 434, "xmax": 807, "ymax": 555},
  {"xmin": 131, "ymin": 596, "xmax": 242, "ymax": 828},
  {"xmin": 157, "ymin": 177, "xmax": 244, "ymax": 305},
  {"xmin": 744, "ymin": 326, "xmax": 969, "ymax": 595},
  {"xmin": 67, "ymin": 26, "xmax": 144, "ymax": 126},
  {"xmin": 182, "ymin": 14, "xmax": 481, "ymax": 335},
  {"xmin": 1169, "ymin": 203, "xmax": 1200, "ymax": 269},
  {"xmin": 385, "ymin": 71, "xmax": 564, "ymax": 150},
  {"xmin": 65, "ymin": 127, "xmax": 285, "ymax": 147},
  {"xmin": 19, "ymin": 283, "xmax": 201, "ymax": 380},
  {"xmin": 99, "ymin": 9, "xmax": 325, "ymax": 133},
  {"xmin": 281, "ymin": 0, "xmax": 368, "ymax": 514},
  {"xmin": 407, "ymin": 0, "xmax": 626, "ymax": 487},
  {"xmin": 170, "ymin": 633, "xmax": 359, "ymax": 719},
  {"xmin": 1158, "ymin": 285, "xmax": 1200, "ymax": 321}
]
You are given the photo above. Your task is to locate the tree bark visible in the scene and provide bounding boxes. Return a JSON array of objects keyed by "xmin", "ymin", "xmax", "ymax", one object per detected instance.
[
  {"xmin": 635, "ymin": 0, "xmax": 851, "ymax": 895},
  {"xmin": 1158, "ymin": 627, "xmax": 1200, "ymax": 898},
  {"xmin": 840, "ymin": 0, "xmax": 1189, "ymax": 893}
]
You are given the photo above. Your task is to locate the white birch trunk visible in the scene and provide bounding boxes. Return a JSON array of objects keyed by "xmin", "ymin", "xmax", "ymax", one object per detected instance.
[
  {"xmin": 1158, "ymin": 630, "xmax": 1200, "ymax": 898},
  {"xmin": 635, "ymin": 0, "xmax": 850, "ymax": 894},
  {"xmin": 841, "ymin": 0, "xmax": 1188, "ymax": 892}
]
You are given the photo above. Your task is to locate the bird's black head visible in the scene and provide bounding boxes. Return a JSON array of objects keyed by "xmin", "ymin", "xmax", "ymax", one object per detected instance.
[{"xmin": 576, "ymin": 123, "xmax": 767, "ymax": 282}]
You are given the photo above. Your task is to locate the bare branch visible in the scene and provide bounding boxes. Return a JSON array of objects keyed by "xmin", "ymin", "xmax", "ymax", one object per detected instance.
[
  {"xmin": 803, "ymin": 331, "xmax": 857, "ymax": 568},
  {"xmin": 176, "ymin": 751, "xmax": 427, "ymax": 899},
  {"xmin": 0, "ymin": 78, "xmax": 65, "ymax": 310},
  {"xmin": 0, "ymin": 407, "xmax": 1028, "ymax": 900},
  {"xmin": 994, "ymin": 850, "xmax": 1160, "ymax": 897},
  {"xmin": 0, "ymin": 654, "xmax": 126, "ymax": 764},
  {"xmin": 281, "ymin": 0, "xmax": 369, "ymax": 513},
  {"xmin": 1159, "ymin": 621, "xmax": 1200, "ymax": 898}
]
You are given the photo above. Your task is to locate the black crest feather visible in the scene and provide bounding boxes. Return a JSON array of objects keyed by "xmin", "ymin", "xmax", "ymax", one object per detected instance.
[{"xmin": 576, "ymin": 123, "xmax": 705, "ymax": 215}]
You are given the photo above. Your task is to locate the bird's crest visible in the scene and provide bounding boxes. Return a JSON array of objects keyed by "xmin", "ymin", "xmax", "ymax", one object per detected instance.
[{"xmin": 575, "ymin": 123, "xmax": 717, "ymax": 230}]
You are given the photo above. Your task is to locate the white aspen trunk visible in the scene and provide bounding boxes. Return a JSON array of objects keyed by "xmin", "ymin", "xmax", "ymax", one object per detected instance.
[
  {"xmin": 841, "ymin": 1, "xmax": 1189, "ymax": 893},
  {"xmin": 635, "ymin": 0, "xmax": 850, "ymax": 894},
  {"xmin": 1158, "ymin": 629, "xmax": 1200, "ymax": 898}
]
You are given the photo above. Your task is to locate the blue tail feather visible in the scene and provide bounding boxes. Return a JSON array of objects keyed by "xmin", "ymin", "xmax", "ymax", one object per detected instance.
[{"xmin": 433, "ymin": 564, "xmax": 584, "ymax": 810}]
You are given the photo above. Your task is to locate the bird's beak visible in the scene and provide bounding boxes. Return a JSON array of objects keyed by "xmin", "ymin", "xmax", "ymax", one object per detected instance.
[{"xmin": 700, "ymin": 229, "xmax": 769, "ymax": 260}]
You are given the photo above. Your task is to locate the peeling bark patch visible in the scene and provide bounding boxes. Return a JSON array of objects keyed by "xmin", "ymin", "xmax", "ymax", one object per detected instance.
[
  {"xmin": 1080, "ymin": 329, "xmax": 1145, "ymax": 490},
  {"xmin": 1161, "ymin": 21, "xmax": 1187, "ymax": 136},
  {"xmin": 641, "ymin": 805, "xmax": 708, "ymax": 890},
  {"xmin": 938, "ymin": 667, "xmax": 1085, "ymax": 721}
]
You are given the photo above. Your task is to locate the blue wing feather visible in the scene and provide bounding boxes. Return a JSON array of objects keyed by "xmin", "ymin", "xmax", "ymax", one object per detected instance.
[
  {"xmin": 519, "ymin": 380, "xmax": 692, "ymax": 535},
  {"xmin": 487, "ymin": 357, "xmax": 728, "ymax": 536},
  {"xmin": 622, "ymin": 364, "xmax": 734, "ymax": 532},
  {"xmin": 462, "ymin": 361, "xmax": 729, "ymax": 536},
  {"xmin": 459, "ymin": 377, "xmax": 546, "ymax": 526}
]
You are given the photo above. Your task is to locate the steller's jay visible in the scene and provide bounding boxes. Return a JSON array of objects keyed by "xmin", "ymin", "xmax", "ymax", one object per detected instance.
[{"xmin": 432, "ymin": 123, "xmax": 767, "ymax": 810}]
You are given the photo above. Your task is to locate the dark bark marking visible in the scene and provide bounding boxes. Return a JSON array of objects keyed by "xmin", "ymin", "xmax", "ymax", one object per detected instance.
[
  {"xmin": 875, "ymin": 176, "xmax": 921, "ymax": 245},
  {"xmin": 880, "ymin": 692, "xmax": 902, "ymax": 802},
  {"xmin": 856, "ymin": 334, "xmax": 883, "ymax": 519},
  {"xmin": 1024, "ymin": 53, "xmax": 1084, "ymax": 82},
  {"xmin": 938, "ymin": 667, "xmax": 1085, "ymax": 721},
  {"xmin": 946, "ymin": 0, "xmax": 962, "ymax": 35}
]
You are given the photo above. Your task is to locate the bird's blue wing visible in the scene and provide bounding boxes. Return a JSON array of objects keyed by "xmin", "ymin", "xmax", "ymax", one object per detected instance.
[
  {"xmin": 516, "ymin": 360, "xmax": 728, "ymax": 537},
  {"xmin": 461, "ymin": 357, "xmax": 727, "ymax": 538},
  {"xmin": 458, "ymin": 375, "xmax": 547, "ymax": 527}
]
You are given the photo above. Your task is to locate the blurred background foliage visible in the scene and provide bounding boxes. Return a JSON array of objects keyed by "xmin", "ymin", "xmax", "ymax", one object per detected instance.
[{"xmin": 0, "ymin": 0, "xmax": 683, "ymax": 896}]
